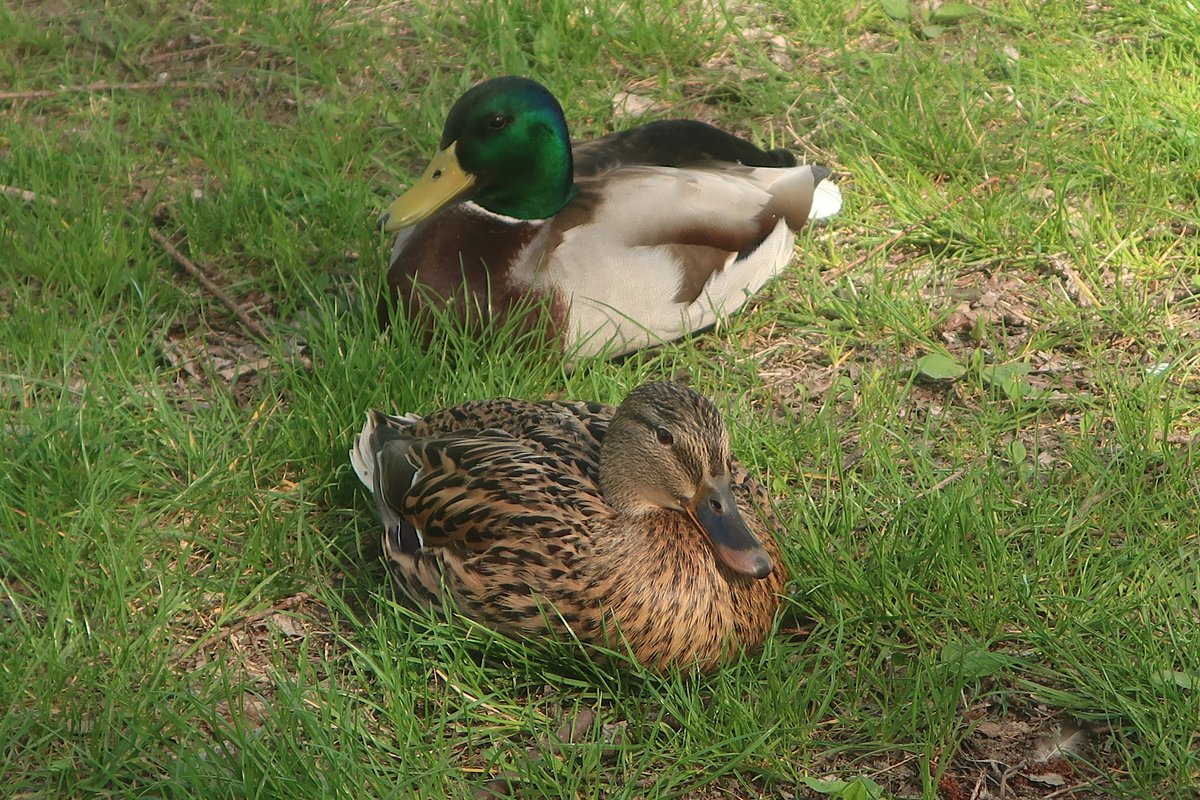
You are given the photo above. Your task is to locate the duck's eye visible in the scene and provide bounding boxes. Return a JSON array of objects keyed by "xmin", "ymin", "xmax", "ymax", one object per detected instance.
[
  {"xmin": 655, "ymin": 427, "xmax": 674, "ymax": 446},
  {"xmin": 486, "ymin": 113, "xmax": 509, "ymax": 130}
]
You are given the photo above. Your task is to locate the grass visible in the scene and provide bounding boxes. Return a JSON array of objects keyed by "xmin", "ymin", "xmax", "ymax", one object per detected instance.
[{"xmin": 2, "ymin": 0, "xmax": 1198, "ymax": 797}]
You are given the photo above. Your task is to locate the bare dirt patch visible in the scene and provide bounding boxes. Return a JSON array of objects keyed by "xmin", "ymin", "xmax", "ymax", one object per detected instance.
[{"xmin": 156, "ymin": 316, "xmax": 309, "ymax": 410}]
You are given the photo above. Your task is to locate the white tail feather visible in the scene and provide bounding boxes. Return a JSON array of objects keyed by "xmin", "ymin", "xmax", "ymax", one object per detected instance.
[
  {"xmin": 350, "ymin": 413, "xmax": 378, "ymax": 489},
  {"xmin": 808, "ymin": 180, "xmax": 843, "ymax": 221}
]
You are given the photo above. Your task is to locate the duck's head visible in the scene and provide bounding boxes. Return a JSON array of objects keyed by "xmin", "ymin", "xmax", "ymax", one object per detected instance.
[
  {"xmin": 600, "ymin": 382, "xmax": 775, "ymax": 580},
  {"xmin": 379, "ymin": 76, "xmax": 576, "ymax": 232}
]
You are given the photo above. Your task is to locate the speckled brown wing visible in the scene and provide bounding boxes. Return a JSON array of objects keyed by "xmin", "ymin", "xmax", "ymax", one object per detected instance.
[
  {"xmin": 392, "ymin": 432, "xmax": 606, "ymax": 551},
  {"xmin": 396, "ymin": 397, "xmax": 613, "ymax": 481},
  {"xmin": 365, "ymin": 397, "xmax": 617, "ymax": 554}
]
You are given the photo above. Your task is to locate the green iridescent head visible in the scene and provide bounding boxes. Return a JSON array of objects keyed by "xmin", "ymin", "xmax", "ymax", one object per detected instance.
[{"xmin": 379, "ymin": 77, "xmax": 577, "ymax": 230}]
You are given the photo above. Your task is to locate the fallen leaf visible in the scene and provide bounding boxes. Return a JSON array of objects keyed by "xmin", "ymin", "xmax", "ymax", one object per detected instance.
[
  {"xmin": 1150, "ymin": 669, "xmax": 1199, "ymax": 691},
  {"xmin": 803, "ymin": 775, "xmax": 885, "ymax": 799},
  {"xmin": 982, "ymin": 361, "xmax": 1045, "ymax": 401},
  {"xmin": 881, "ymin": 0, "xmax": 912, "ymax": 21},
  {"xmin": 930, "ymin": 2, "xmax": 980, "ymax": 24},
  {"xmin": 1025, "ymin": 771, "xmax": 1067, "ymax": 787},
  {"xmin": 916, "ymin": 352, "xmax": 967, "ymax": 382},
  {"xmin": 267, "ymin": 612, "xmax": 306, "ymax": 638},
  {"xmin": 941, "ymin": 643, "xmax": 1016, "ymax": 678}
]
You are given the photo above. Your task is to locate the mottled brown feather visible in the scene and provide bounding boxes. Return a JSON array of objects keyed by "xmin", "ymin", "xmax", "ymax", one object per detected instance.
[{"xmin": 353, "ymin": 383, "xmax": 789, "ymax": 672}]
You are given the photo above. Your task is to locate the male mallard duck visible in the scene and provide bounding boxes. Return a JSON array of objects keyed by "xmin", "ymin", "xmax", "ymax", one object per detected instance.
[
  {"xmin": 378, "ymin": 76, "xmax": 842, "ymax": 359},
  {"xmin": 350, "ymin": 381, "xmax": 788, "ymax": 672}
]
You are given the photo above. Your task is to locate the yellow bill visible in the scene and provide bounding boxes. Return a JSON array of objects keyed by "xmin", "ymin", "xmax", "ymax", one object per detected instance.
[{"xmin": 378, "ymin": 142, "xmax": 476, "ymax": 233}]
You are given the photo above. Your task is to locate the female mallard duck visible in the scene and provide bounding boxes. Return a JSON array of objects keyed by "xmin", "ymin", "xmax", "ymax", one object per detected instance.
[
  {"xmin": 378, "ymin": 76, "xmax": 842, "ymax": 359},
  {"xmin": 350, "ymin": 381, "xmax": 788, "ymax": 672}
]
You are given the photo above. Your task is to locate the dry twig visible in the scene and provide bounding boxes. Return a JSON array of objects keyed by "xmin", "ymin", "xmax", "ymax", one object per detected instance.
[
  {"xmin": 0, "ymin": 80, "xmax": 217, "ymax": 102},
  {"xmin": 149, "ymin": 228, "xmax": 270, "ymax": 341},
  {"xmin": 0, "ymin": 184, "xmax": 59, "ymax": 206},
  {"xmin": 142, "ymin": 44, "xmax": 224, "ymax": 65}
]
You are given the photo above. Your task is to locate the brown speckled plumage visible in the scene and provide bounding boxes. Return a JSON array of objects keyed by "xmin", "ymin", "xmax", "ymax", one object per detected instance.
[{"xmin": 350, "ymin": 381, "xmax": 787, "ymax": 672}]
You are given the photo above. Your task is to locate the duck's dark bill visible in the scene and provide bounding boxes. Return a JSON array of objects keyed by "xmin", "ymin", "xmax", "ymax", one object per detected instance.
[
  {"xmin": 379, "ymin": 142, "xmax": 475, "ymax": 232},
  {"xmin": 688, "ymin": 477, "xmax": 773, "ymax": 579}
]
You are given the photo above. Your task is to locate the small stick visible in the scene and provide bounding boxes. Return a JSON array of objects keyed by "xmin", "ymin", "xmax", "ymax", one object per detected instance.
[
  {"xmin": 910, "ymin": 465, "xmax": 972, "ymax": 503},
  {"xmin": 827, "ymin": 175, "xmax": 1002, "ymax": 280},
  {"xmin": 149, "ymin": 228, "xmax": 270, "ymax": 341},
  {"xmin": 222, "ymin": 592, "xmax": 313, "ymax": 637},
  {"xmin": 0, "ymin": 184, "xmax": 59, "ymax": 205},
  {"xmin": 0, "ymin": 80, "xmax": 216, "ymax": 102},
  {"xmin": 143, "ymin": 43, "xmax": 224, "ymax": 65}
]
